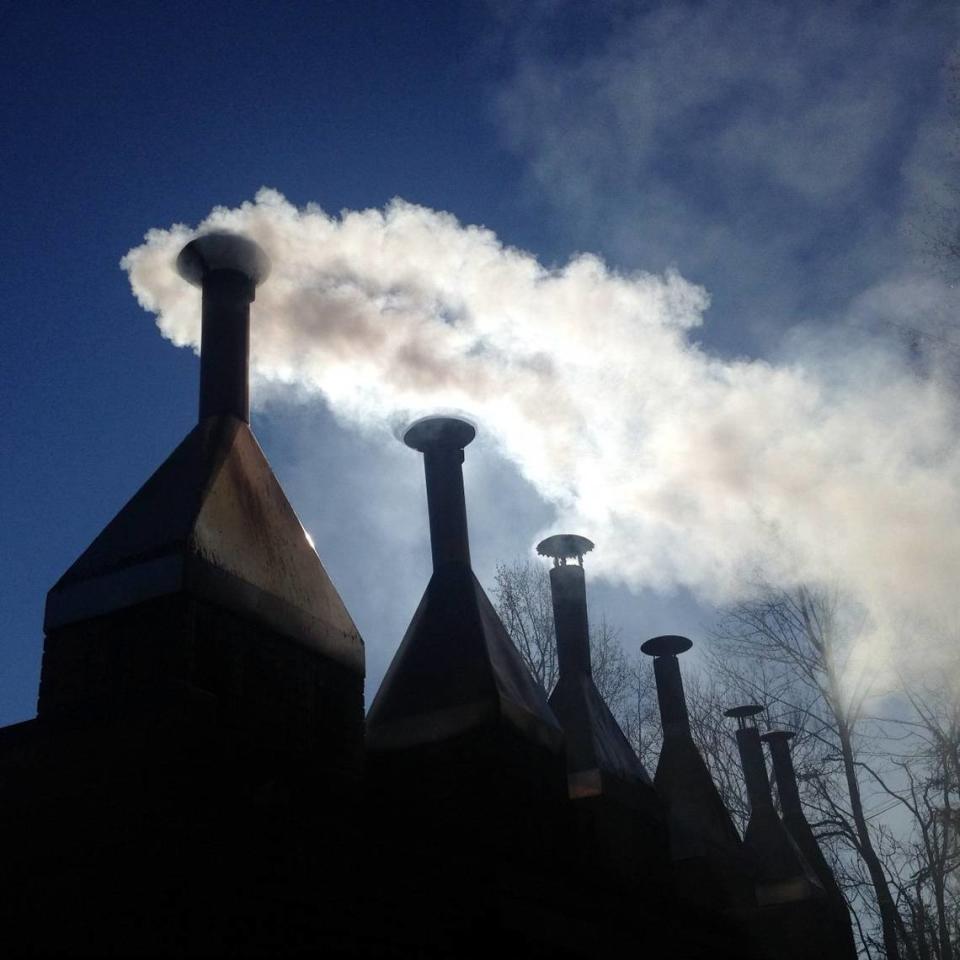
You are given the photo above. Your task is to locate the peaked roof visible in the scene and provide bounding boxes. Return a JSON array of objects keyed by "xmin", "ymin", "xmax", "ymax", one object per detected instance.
[
  {"xmin": 367, "ymin": 564, "xmax": 563, "ymax": 752},
  {"xmin": 655, "ymin": 733, "xmax": 746, "ymax": 866},
  {"xmin": 742, "ymin": 806, "xmax": 823, "ymax": 904},
  {"xmin": 549, "ymin": 672, "xmax": 653, "ymax": 788},
  {"xmin": 45, "ymin": 415, "xmax": 363, "ymax": 673}
]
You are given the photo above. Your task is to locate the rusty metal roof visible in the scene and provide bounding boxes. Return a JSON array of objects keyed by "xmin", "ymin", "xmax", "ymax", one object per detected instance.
[{"xmin": 45, "ymin": 415, "xmax": 363, "ymax": 674}]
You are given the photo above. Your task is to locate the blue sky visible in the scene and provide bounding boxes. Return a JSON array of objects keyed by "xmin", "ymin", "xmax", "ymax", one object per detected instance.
[{"xmin": 2, "ymin": 1, "xmax": 958, "ymax": 726}]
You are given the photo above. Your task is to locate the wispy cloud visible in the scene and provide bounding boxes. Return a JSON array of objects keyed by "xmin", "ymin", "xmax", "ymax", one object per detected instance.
[{"xmin": 495, "ymin": 0, "xmax": 958, "ymax": 343}]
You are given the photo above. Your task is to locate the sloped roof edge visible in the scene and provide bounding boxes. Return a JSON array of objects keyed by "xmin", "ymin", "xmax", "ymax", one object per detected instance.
[
  {"xmin": 367, "ymin": 568, "xmax": 562, "ymax": 752},
  {"xmin": 549, "ymin": 673, "xmax": 652, "ymax": 785}
]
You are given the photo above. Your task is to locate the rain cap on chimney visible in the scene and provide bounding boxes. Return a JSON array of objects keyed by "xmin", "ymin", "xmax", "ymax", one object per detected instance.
[
  {"xmin": 367, "ymin": 417, "xmax": 562, "ymax": 753},
  {"xmin": 42, "ymin": 233, "xmax": 362, "ymax": 713},
  {"xmin": 179, "ymin": 232, "xmax": 269, "ymax": 424},
  {"xmin": 176, "ymin": 231, "xmax": 271, "ymax": 287}
]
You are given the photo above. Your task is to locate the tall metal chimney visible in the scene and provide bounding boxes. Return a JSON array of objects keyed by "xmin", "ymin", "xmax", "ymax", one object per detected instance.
[
  {"xmin": 641, "ymin": 634, "xmax": 693, "ymax": 738},
  {"xmin": 41, "ymin": 229, "xmax": 364, "ymax": 751},
  {"xmin": 761, "ymin": 731, "xmax": 803, "ymax": 819},
  {"xmin": 176, "ymin": 231, "xmax": 271, "ymax": 423},
  {"xmin": 367, "ymin": 416, "xmax": 562, "ymax": 754},
  {"xmin": 726, "ymin": 705, "xmax": 776, "ymax": 816},
  {"xmin": 404, "ymin": 416, "xmax": 475, "ymax": 570},
  {"xmin": 537, "ymin": 534, "xmax": 595, "ymax": 680}
]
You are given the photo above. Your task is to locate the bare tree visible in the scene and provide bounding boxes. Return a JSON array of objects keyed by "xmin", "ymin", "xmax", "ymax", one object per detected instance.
[
  {"xmin": 624, "ymin": 658, "xmax": 661, "ymax": 773},
  {"xmin": 493, "ymin": 563, "xmax": 960, "ymax": 959},
  {"xmin": 862, "ymin": 668, "xmax": 960, "ymax": 960},
  {"xmin": 711, "ymin": 584, "xmax": 905, "ymax": 960},
  {"xmin": 590, "ymin": 614, "xmax": 632, "ymax": 717},
  {"xmin": 493, "ymin": 559, "xmax": 560, "ymax": 693}
]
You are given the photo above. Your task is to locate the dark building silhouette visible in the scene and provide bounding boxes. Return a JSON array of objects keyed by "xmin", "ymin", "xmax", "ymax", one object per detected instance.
[
  {"xmin": 1, "ymin": 234, "xmax": 366, "ymax": 956},
  {"xmin": 0, "ymin": 232, "xmax": 856, "ymax": 958},
  {"xmin": 365, "ymin": 416, "xmax": 574, "ymax": 956}
]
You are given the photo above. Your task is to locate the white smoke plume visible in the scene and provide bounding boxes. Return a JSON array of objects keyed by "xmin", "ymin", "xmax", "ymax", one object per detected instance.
[{"xmin": 122, "ymin": 189, "xmax": 960, "ymax": 687}]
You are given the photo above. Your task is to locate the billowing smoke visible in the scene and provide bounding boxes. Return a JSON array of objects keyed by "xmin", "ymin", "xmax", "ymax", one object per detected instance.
[{"xmin": 122, "ymin": 189, "xmax": 960, "ymax": 686}]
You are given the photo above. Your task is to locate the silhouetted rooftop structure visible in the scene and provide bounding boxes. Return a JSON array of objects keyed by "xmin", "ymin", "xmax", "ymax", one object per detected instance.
[
  {"xmin": 641, "ymin": 635, "xmax": 748, "ymax": 882},
  {"xmin": 368, "ymin": 416, "xmax": 562, "ymax": 752},
  {"xmin": 539, "ymin": 533, "xmax": 653, "ymax": 795},
  {"xmin": 0, "ymin": 231, "xmax": 857, "ymax": 959}
]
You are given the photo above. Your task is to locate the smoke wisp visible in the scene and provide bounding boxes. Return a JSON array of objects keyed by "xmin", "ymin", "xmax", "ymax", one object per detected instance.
[{"xmin": 122, "ymin": 189, "xmax": 960, "ymax": 686}]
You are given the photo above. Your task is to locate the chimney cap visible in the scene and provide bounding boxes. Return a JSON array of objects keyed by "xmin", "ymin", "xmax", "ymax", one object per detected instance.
[
  {"xmin": 536, "ymin": 534, "xmax": 594, "ymax": 564},
  {"xmin": 176, "ymin": 231, "xmax": 271, "ymax": 287},
  {"xmin": 761, "ymin": 729, "xmax": 796, "ymax": 744},
  {"xmin": 640, "ymin": 634, "xmax": 692, "ymax": 657},
  {"xmin": 724, "ymin": 703, "xmax": 765, "ymax": 721},
  {"xmin": 403, "ymin": 415, "xmax": 476, "ymax": 452}
]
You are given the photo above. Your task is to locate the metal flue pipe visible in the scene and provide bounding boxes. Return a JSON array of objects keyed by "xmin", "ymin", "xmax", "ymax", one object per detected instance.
[
  {"xmin": 725, "ymin": 705, "xmax": 774, "ymax": 813},
  {"xmin": 640, "ymin": 635, "xmax": 694, "ymax": 737},
  {"xmin": 762, "ymin": 731, "xmax": 802, "ymax": 816},
  {"xmin": 404, "ymin": 416, "xmax": 476, "ymax": 570},
  {"xmin": 537, "ymin": 534, "xmax": 595, "ymax": 681},
  {"xmin": 176, "ymin": 232, "xmax": 271, "ymax": 424}
]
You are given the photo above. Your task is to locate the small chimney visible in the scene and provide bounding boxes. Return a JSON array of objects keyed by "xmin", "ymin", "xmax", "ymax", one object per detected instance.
[
  {"xmin": 404, "ymin": 417, "xmax": 475, "ymax": 570},
  {"xmin": 725, "ymin": 705, "xmax": 774, "ymax": 814},
  {"xmin": 640, "ymin": 634, "xmax": 693, "ymax": 737},
  {"xmin": 726, "ymin": 706, "xmax": 823, "ymax": 906},
  {"xmin": 176, "ymin": 232, "xmax": 271, "ymax": 424},
  {"xmin": 536, "ymin": 534, "xmax": 595, "ymax": 680}
]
